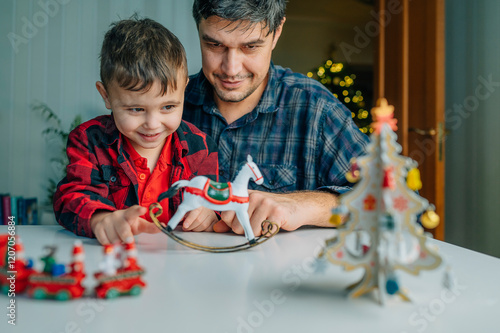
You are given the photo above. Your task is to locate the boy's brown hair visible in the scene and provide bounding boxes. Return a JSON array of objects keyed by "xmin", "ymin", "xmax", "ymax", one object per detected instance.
[{"xmin": 99, "ymin": 15, "xmax": 187, "ymax": 95}]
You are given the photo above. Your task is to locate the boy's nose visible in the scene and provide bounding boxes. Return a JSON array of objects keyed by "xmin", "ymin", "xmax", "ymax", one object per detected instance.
[{"xmin": 144, "ymin": 112, "xmax": 161, "ymax": 129}]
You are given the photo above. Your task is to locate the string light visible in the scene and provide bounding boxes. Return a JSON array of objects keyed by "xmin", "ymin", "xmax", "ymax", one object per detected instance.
[{"xmin": 309, "ymin": 58, "xmax": 373, "ymax": 133}]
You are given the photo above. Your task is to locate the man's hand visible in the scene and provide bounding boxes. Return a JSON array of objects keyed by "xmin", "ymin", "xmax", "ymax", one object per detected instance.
[
  {"xmin": 216, "ymin": 190, "xmax": 338, "ymax": 236},
  {"xmin": 90, "ymin": 205, "xmax": 160, "ymax": 245},
  {"xmin": 182, "ymin": 207, "xmax": 219, "ymax": 232}
]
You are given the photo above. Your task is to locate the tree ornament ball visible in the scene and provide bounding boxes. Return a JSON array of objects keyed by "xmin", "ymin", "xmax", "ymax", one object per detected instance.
[{"xmin": 421, "ymin": 210, "xmax": 440, "ymax": 229}]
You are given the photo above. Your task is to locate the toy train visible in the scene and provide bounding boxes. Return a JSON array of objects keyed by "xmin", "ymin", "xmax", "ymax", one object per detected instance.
[{"xmin": 0, "ymin": 235, "xmax": 146, "ymax": 300}]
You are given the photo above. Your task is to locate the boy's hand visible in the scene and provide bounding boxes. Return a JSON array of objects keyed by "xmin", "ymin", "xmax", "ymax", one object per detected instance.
[
  {"xmin": 182, "ymin": 207, "xmax": 218, "ymax": 232},
  {"xmin": 90, "ymin": 205, "xmax": 160, "ymax": 245}
]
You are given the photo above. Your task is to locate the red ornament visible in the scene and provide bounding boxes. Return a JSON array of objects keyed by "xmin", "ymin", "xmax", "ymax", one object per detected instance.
[
  {"xmin": 393, "ymin": 196, "xmax": 409, "ymax": 212},
  {"xmin": 383, "ymin": 167, "xmax": 396, "ymax": 189},
  {"xmin": 363, "ymin": 194, "xmax": 377, "ymax": 211}
]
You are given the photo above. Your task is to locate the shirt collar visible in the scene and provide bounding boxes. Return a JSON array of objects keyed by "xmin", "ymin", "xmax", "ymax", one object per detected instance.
[{"xmin": 122, "ymin": 135, "xmax": 173, "ymax": 172}]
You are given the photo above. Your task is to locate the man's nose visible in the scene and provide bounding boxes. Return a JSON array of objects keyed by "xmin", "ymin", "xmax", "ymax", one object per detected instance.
[{"xmin": 222, "ymin": 49, "xmax": 243, "ymax": 77}]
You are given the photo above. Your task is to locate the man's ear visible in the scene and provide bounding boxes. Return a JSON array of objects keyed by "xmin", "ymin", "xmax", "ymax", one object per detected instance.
[
  {"xmin": 271, "ymin": 17, "xmax": 286, "ymax": 50},
  {"xmin": 96, "ymin": 81, "xmax": 112, "ymax": 109}
]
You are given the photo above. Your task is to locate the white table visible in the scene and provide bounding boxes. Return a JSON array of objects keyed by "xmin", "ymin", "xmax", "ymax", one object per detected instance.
[{"xmin": 1, "ymin": 225, "xmax": 499, "ymax": 333}]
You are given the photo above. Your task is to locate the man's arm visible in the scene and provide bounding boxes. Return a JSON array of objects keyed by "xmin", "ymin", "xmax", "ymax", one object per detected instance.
[{"xmin": 219, "ymin": 190, "xmax": 338, "ymax": 236}]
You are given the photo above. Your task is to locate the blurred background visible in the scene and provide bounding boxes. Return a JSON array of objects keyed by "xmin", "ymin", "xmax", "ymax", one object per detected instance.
[{"xmin": 0, "ymin": 0, "xmax": 498, "ymax": 257}]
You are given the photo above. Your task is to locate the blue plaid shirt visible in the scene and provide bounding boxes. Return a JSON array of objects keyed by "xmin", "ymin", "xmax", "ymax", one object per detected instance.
[{"xmin": 183, "ymin": 63, "xmax": 369, "ymax": 194}]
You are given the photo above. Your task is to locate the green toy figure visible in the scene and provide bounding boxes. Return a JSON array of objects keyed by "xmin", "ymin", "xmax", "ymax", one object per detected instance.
[{"xmin": 40, "ymin": 246, "xmax": 57, "ymax": 275}]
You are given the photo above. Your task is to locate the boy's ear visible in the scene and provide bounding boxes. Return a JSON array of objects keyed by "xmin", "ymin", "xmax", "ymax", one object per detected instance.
[{"xmin": 96, "ymin": 81, "xmax": 112, "ymax": 109}]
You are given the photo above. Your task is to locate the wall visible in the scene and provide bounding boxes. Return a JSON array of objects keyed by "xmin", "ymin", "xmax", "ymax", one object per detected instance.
[
  {"xmin": 273, "ymin": 0, "xmax": 374, "ymax": 75},
  {"xmin": 445, "ymin": 0, "xmax": 500, "ymax": 257},
  {"xmin": 0, "ymin": 0, "xmax": 201, "ymax": 221}
]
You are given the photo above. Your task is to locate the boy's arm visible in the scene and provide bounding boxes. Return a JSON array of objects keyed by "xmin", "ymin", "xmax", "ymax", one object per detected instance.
[{"xmin": 53, "ymin": 126, "xmax": 117, "ymax": 237}]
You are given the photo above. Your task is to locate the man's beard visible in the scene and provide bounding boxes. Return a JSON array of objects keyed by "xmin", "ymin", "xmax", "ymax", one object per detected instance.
[{"xmin": 213, "ymin": 74, "xmax": 257, "ymax": 103}]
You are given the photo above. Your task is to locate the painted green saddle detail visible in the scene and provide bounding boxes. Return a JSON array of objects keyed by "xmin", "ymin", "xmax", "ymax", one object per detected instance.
[{"xmin": 206, "ymin": 180, "xmax": 230, "ymax": 201}]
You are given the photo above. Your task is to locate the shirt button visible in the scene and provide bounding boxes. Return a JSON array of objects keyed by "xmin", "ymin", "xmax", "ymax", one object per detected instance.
[
  {"xmin": 135, "ymin": 160, "xmax": 142, "ymax": 167},
  {"xmin": 139, "ymin": 173, "xmax": 146, "ymax": 180},
  {"xmin": 110, "ymin": 176, "xmax": 117, "ymax": 183}
]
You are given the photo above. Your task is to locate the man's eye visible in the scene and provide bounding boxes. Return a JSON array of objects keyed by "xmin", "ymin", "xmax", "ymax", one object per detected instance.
[
  {"xmin": 162, "ymin": 105, "xmax": 175, "ymax": 111},
  {"xmin": 130, "ymin": 108, "xmax": 144, "ymax": 112}
]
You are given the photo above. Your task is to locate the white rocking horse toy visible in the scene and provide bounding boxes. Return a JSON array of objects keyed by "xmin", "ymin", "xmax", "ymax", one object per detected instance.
[{"xmin": 149, "ymin": 155, "xmax": 279, "ymax": 252}]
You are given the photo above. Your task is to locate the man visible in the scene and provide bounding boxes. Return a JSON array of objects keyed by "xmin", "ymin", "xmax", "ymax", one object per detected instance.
[{"xmin": 183, "ymin": 0, "xmax": 369, "ymax": 237}]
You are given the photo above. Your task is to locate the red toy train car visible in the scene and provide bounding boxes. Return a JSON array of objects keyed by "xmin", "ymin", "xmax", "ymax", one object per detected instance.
[
  {"xmin": 0, "ymin": 235, "xmax": 146, "ymax": 300},
  {"xmin": 94, "ymin": 242, "xmax": 146, "ymax": 299},
  {"xmin": 0, "ymin": 235, "xmax": 36, "ymax": 294}
]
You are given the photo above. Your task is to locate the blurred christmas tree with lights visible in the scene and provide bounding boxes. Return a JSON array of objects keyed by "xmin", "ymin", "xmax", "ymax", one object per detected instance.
[{"xmin": 308, "ymin": 59, "xmax": 373, "ymax": 134}]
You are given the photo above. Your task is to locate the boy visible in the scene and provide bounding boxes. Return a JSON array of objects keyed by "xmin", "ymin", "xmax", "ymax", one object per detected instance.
[{"xmin": 54, "ymin": 17, "xmax": 219, "ymax": 245}]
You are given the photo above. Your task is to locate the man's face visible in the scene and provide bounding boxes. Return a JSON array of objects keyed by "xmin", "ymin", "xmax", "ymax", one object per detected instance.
[
  {"xmin": 96, "ymin": 77, "xmax": 185, "ymax": 157},
  {"xmin": 198, "ymin": 16, "xmax": 283, "ymax": 105}
]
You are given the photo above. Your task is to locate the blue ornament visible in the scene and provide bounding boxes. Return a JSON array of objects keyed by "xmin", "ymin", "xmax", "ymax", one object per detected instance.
[{"xmin": 386, "ymin": 278, "xmax": 399, "ymax": 295}]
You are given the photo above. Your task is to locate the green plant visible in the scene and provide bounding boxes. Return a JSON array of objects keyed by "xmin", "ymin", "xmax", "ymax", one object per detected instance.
[{"xmin": 32, "ymin": 102, "xmax": 82, "ymax": 205}]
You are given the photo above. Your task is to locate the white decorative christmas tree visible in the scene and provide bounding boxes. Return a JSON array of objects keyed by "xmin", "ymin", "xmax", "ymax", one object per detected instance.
[{"xmin": 317, "ymin": 98, "xmax": 443, "ymax": 305}]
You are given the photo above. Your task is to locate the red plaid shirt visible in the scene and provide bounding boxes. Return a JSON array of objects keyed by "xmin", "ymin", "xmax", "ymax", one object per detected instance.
[{"xmin": 54, "ymin": 115, "xmax": 218, "ymax": 238}]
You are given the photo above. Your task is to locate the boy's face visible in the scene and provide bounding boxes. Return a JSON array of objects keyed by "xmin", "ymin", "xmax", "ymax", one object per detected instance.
[
  {"xmin": 96, "ymin": 77, "xmax": 186, "ymax": 157},
  {"xmin": 198, "ymin": 16, "xmax": 284, "ymax": 105}
]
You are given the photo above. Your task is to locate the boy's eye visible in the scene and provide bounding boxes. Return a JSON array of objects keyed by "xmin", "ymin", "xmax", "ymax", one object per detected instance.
[{"xmin": 162, "ymin": 105, "xmax": 175, "ymax": 111}]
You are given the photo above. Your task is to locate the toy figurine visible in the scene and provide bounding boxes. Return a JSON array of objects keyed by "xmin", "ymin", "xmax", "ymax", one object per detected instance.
[
  {"xmin": 99, "ymin": 244, "xmax": 120, "ymax": 276},
  {"xmin": 94, "ymin": 239, "xmax": 146, "ymax": 299},
  {"xmin": 0, "ymin": 235, "xmax": 35, "ymax": 294},
  {"xmin": 153, "ymin": 155, "xmax": 264, "ymax": 244},
  {"xmin": 40, "ymin": 245, "xmax": 57, "ymax": 275},
  {"xmin": 27, "ymin": 241, "xmax": 86, "ymax": 300},
  {"xmin": 69, "ymin": 240, "xmax": 85, "ymax": 279}
]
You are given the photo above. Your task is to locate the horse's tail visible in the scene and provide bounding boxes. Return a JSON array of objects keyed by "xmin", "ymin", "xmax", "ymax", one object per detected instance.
[{"xmin": 157, "ymin": 180, "xmax": 190, "ymax": 202}]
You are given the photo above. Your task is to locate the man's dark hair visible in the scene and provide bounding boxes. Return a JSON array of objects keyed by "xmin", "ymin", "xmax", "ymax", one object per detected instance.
[
  {"xmin": 192, "ymin": 0, "xmax": 287, "ymax": 36},
  {"xmin": 100, "ymin": 15, "xmax": 187, "ymax": 95}
]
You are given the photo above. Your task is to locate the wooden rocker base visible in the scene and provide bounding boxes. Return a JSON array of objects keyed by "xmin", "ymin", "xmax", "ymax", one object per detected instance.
[{"xmin": 149, "ymin": 202, "xmax": 280, "ymax": 253}]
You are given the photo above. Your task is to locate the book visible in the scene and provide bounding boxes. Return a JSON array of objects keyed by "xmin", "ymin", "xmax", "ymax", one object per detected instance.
[
  {"xmin": 17, "ymin": 197, "xmax": 26, "ymax": 225},
  {"xmin": 11, "ymin": 196, "xmax": 19, "ymax": 225},
  {"xmin": 24, "ymin": 197, "xmax": 38, "ymax": 225},
  {"xmin": 0, "ymin": 194, "xmax": 3, "ymax": 225},
  {"xmin": 2, "ymin": 194, "xmax": 11, "ymax": 225}
]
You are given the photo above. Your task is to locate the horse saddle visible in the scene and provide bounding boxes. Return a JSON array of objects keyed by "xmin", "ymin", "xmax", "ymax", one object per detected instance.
[{"xmin": 204, "ymin": 179, "xmax": 232, "ymax": 203}]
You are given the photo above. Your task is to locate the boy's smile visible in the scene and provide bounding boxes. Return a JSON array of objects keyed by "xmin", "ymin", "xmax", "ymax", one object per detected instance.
[{"xmin": 96, "ymin": 78, "xmax": 186, "ymax": 160}]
